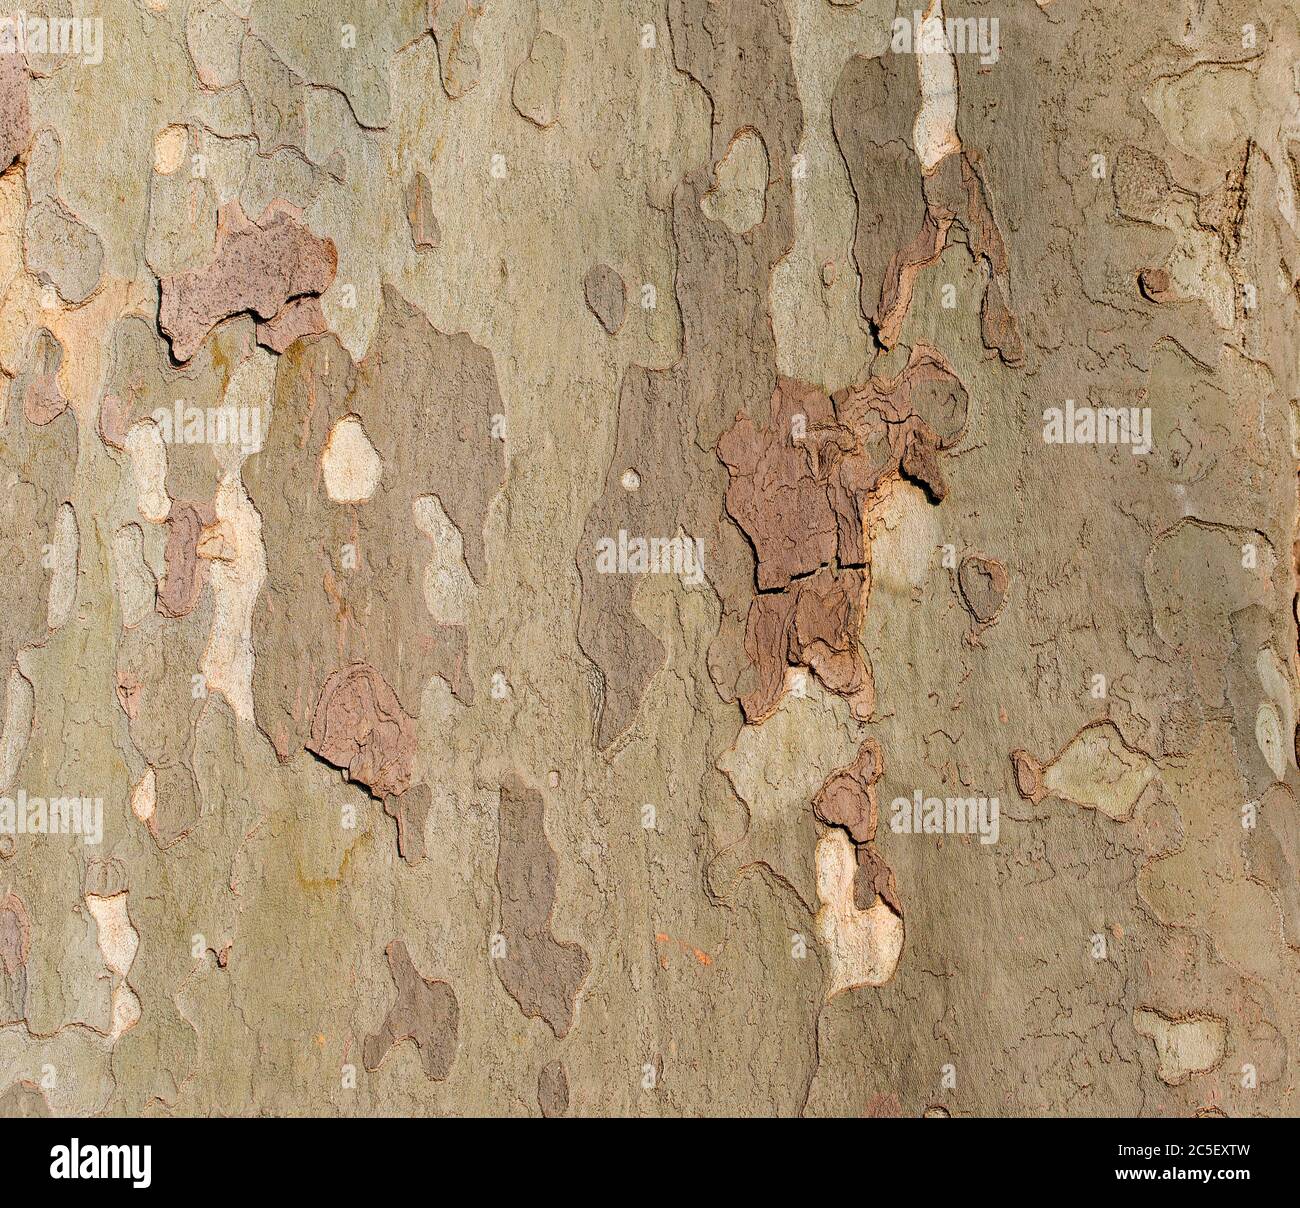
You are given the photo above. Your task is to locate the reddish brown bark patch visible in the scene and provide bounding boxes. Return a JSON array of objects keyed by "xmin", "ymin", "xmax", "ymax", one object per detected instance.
[
  {"xmin": 307, "ymin": 663, "xmax": 417, "ymax": 799},
  {"xmin": 813, "ymin": 737, "xmax": 884, "ymax": 844},
  {"xmin": 899, "ymin": 425, "xmax": 947, "ymax": 503},
  {"xmin": 1011, "ymin": 749, "xmax": 1046, "ymax": 804},
  {"xmin": 958, "ymin": 553, "xmax": 1009, "ymax": 627},
  {"xmin": 1138, "ymin": 267, "xmax": 1175, "ymax": 303},
  {"xmin": 718, "ymin": 379, "xmax": 839, "ymax": 591},
  {"xmin": 12, "ymin": 329, "xmax": 68, "ymax": 426},
  {"xmin": 0, "ymin": 52, "xmax": 29, "ymax": 174},
  {"xmin": 255, "ymin": 295, "xmax": 329, "ymax": 354},
  {"xmin": 741, "ymin": 565, "xmax": 873, "ymax": 724},
  {"xmin": 721, "ymin": 348, "xmax": 968, "ymax": 723},
  {"xmin": 158, "ymin": 201, "xmax": 336, "ymax": 362},
  {"xmin": 156, "ymin": 502, "xmax": 215, "ymax": 619}
]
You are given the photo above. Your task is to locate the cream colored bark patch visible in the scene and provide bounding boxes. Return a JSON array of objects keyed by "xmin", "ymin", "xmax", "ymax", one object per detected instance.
[
  {"xmin": 153, "ymin": 125, "xmax": 187, "ymax": 175},
  {"xmin": 126, "ymin": 421, "xmax": 171, "ymax": 524},
  {"xmin": 414, "ymin": 495, "xmax": 475, "ymax": 624},
  {"xmin": 109, "ymin": 982, "xmax": 143, "ymax": 1041},
  {"xmin": 201, "ymin": 478, "xmax": 265, "ymax": 723},
  {"xmin": 111, "ymin": 524, "xmax": 156, "ymax": 629},
  {"xmin": 1255, "ymin": 703, "xmax": 1285, "ymax": 780},
  {"xmin": 86, "ymin": 892, "xmax": 143, "ymax": 1040},
  {"xmin": 815, "ymin": 829, "xmax": 904, "ymax": 998},
  {"xmin": 1257, "ymin": 647, "xmax": 1296, "ymax": 772},
  {"xmin": 86, "ymin": 892, "xmax": 139, "ymax": 978},
  {"xmin": 0, "ymin": 668, "xmax": 33, "ymax": 794},
  {"xmin": 867, "ymin": 483, "xmax": 943, "ymax": 595},
  {"xmin": 700, "ymin": 129, "xmax": 769, "ymax": 234},
  {"xmin": 131, "ymin": 768, "xmax": 157, "ymax": 825},
  {"xmin": 913, "ymin": 0, "xmax": 962, "ymax": 174},
  {"xmin": 1042, "ymin": 723, "xmax": 1155, "ymax": 821},
  {"xmin": 322, "ymin": 416, "xmax": 382, "ymax": 504},
  {"xmin": 1133, "ymin": 1008, "xmax": 1227, "ymax": 1085},
  {"xmin": 719, "ymin": 678, "xmax": 860, "ymax": 824},
  {"xmin": 46, "ymin": 501, "xmax": 79, "ymax": 631}
]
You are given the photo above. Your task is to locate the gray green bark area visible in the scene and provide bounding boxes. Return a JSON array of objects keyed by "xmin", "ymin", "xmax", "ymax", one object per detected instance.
[{"xmin": 0, "ymin": 0, "xmax": 1296, "ymax": 1117}]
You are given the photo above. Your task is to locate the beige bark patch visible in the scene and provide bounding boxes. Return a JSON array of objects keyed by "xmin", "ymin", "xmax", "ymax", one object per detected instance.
[
  {"xmin": 512, "ymin": 29, "xmax": 566, "ymax": 129},
  {"xmin": 1133, "ymin": 1008, "xmax": 1227, "ymax": 1086},
  {"xmin": 700, "ymin": 129, "xmax": 769, "ymax": 234},
  {"xmin": 111, "ymin": 524, "xmax": 156, "ymax": 629},
  {"xmin": 430, "ymin": 0, "xmax": 484, "ymax": 99},
  {"xmin": 321, "ymin": 416, "xmax": 382, "ymax": 504},
  {"xmin": 202, "ymin": 478, "xmax": 266, "ymax": 723},
  {"xmin": 1165, "ymin": 213, "xmax": 1235, "ymax": 328},
  {"xmin": 414, "ymin": 495, "xmax": 474, "ymax": 627},
  {"xmin": 0, "ymin": 669, "xmax": 33, "ymax": 795},
  {"xmin": 1255, "ymin": 703, "xmax": 1285, "ymax": 781},
  {"xmin": 85, "ymin": 893, "xmax": 139, "ymax": 979},
  {"xmin": 125, "ymin": 421, "xmax": 171, "ymax": 524},
  {"xmin": 719, "ymin": 680, "xmax": 860, "ymax": 826},
  {"xmin": 153, "ymin": 125, "xmax": 188, "ymax": 175},
  {"xmin": 186, "ymin": 0, "xmax": 243, "ymax": 91},
  {"xmin": 815, "ymin": 829, "xmax": 904, "ymax": 998},
  {"xmin": 46, "ymin": 502, "xmax": 79, "ymax": 631},
  {"xmin": 130, "ymin": 768, "xmax": 157, "ymax": 826},
  {"xmin": 85, "ymin": 889, "xmax": 140, "ymax": 1030},
  {"xmin": 912, "ymin": 0, "xmax": 962, "ymax": 174},
  {"xmin": 868, "ymin": 483, "xmax": 943, "ymax": 595},
  {"xmin": 1257, "ymin": 647, "xmax": 1296, "ymax": 772},
  {"xmin": 1039, "ymin": 723, "xmax": 1155, "ymax": 822}
]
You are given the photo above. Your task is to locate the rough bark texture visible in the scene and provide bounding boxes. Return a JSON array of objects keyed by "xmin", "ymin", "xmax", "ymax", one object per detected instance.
[{"xmin": 0, "ymin": 0, "xmax": 1296, "ymax": 1119}]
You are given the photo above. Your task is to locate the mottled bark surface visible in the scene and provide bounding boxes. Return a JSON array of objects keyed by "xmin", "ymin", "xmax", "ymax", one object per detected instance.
[{"xmin": 0, "ymin": 0, "xmax": 1296, "ymax": 1119}]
